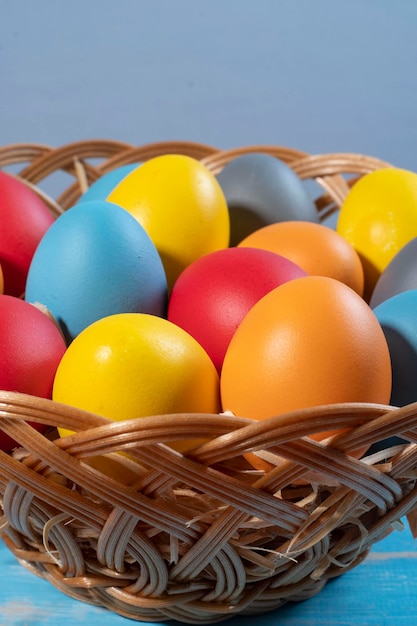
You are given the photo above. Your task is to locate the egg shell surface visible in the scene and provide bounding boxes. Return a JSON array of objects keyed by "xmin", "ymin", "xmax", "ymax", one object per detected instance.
[
  {"xmin": 108, "ymin": 154, "xmax": 230, "ymax": 289},
  {"xmin": 337, "ymin": 167, "xmax": 417, "ymax": 301},
  {"xmin": 168, "ymin": 246, "xmax": 307, "ymax": 373},
  {"xmin": 239, "ymin": 220, "xmax": 364, "ymax": 296},
  {"xmin": 78, "ymin": 163, "xmax": 140, "ymax": 204},
  {"xmin": 0, "ymin": 171, "xmax": 55, "ymax": 296},
  {"xmin": 373, "ymin": 289, "xmax": 417, "ymax": 407},
  {"xmin": 370, "ymin": 237, "xmax": 417, "ymax": 308},
  {"xmin": 25, "ymin": 200, "xmax": 167, "ymax": 342},
  {"xmin": 0, "ymin": 294, "xmax": 67, "ymax": 451},
  {"xmin": 216, "ymin": 152, "xmax": 318, "ymax": 246},
  {"xmin": 221, "ymin": 275, "xmax": 392, "ymax": 424},
  {"xmin": 53, "ymin": 312, "xmax": 221, "ymax": 439}
]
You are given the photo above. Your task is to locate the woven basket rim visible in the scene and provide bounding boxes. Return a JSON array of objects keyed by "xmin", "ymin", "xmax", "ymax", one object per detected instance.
[{"xmin": 0, "ymin": 139, "xmax": 392, "ymax": 215}]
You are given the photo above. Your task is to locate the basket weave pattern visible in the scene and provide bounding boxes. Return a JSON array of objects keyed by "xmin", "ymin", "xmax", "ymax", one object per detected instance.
[{"xmin": 0, "ymin": 140, "xmax": 417, "ymax": 624}]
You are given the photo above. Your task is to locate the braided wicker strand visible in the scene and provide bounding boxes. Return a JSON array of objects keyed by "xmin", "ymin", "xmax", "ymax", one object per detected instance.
[{"xmin": 0, "ymin": 141, "xmax": 415, "ymax": 624}]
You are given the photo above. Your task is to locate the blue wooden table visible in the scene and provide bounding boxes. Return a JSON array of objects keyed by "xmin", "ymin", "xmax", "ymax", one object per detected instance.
[{"xmin": 1, "ymin": 520, "xmax": 416, "ymax": 626}]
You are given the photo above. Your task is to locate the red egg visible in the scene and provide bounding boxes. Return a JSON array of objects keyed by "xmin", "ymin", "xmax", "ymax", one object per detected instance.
[
  {"xmin": 0, "ymin": 171, "xmax": 55, "ymax": 296},
  {"xmin": 168, "ymin": 246, "xmax": 307, "ymax": 372},
  {"xmin": 0, "ymin": 295, "xmax": 67, "ymax": 452}
]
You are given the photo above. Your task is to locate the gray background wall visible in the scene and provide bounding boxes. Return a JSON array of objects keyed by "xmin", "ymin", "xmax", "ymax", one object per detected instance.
[{"xmin": 1, "ymin": 0, "xmax": 417, "ymax": 170}]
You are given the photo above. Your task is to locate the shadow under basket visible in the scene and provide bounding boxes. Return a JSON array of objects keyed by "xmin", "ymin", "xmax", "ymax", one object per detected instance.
[{"xmin": 1, "ymin": 140, "xmax": 417, "ymax": 624}]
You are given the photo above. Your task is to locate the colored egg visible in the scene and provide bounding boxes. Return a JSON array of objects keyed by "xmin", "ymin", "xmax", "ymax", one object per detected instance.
[
  {"xmin": 0, "ymin": 295, "xmax": 67, "ymax": 452},
  {"xmin": 239, "ymin": 220, "xmax": 364, "ymax": 296},
  {"xmin": 25, "ymin": 200, "xmax": 167, "ymax": 342},
  {"xmin": 108, "ymin": 154, "xmax": 230, "ymax": 289},
  {"xmin": 0, "ymin": 171, "xmax": 55, "ymax": 296},
  {"xmin": 216, "ymin": 153, "xmax": 318, "ymax": 246},
  {"xmin": 373, "ymin": 289, "xmax": 417, "ymax": 407},
  {"xmin": 53, "ymin": 312, "xmax": 220, "ymax": 440},
  {"xmin": 221, "ymin": 276, "xmax": 392, "ymax": 425},
  {"xmin": 370, "ymin": 237, "xmax": 417, "ymax": 308},
  {"xmin": 337, "ymin": 167, "xmax": 417, "ymax": 301},
  {"xmin": 78, "ymin": 163, "xmax": 140, "ymax": 203},
  {"xmin": 168, "ymin": 247, "xmax": 307, "ymax": 373}
]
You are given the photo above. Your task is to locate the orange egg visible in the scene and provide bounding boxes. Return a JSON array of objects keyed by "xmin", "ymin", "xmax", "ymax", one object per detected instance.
[
  {"xmin": 220, "ymin": 276, "xmax": 392, "ymax": 443},
  {"xmin": 238, "ymin": 220, "xmax": 364, "ymax": 296},
  {"xmin": 0, "ymin": 264, "xmax": 3, "ymax": 294}
]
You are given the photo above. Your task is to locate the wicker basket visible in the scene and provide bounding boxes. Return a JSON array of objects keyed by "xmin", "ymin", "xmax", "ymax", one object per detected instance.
[{"xmin": 1, "ymin": 140, "xmax": 417, "ymax": 625}]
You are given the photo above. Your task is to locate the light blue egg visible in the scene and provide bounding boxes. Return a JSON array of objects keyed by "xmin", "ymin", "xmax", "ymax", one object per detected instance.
[
  {"xmin": 373, "ymin": 289, "xmax": 417, "ymax": 407},
  {"xmin": 216, "ymin": 153, "xmax": 318, "ymax": 246},
  {"xmin": 78, "ymin": 163, "xmax": 141, "ymax": 204},
  {"xmin": 25, "ymin": 200, "xmax": 167, "ymax": 342}
]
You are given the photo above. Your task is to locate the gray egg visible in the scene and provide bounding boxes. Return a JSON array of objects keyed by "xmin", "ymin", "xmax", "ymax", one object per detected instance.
[
  {"xmin": 370, "ymin": 237, "xmax": 417, "ymax": 308},
  {"xmin": 216, "ymin": 153, "xmax": 318, "ymax": 246}
]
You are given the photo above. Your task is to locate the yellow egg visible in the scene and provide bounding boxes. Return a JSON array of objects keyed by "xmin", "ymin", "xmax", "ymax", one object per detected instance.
[
  {"xmin": 53, "ymin": 313, "xmax": 221, "ymax": 439},
  {"xmin": 108, "ymin": 154, "xmax": 230, "ymax": 289},
  {"xmin": 337, "ymin": 167, "xmax": 417, "ymax": 300}
]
